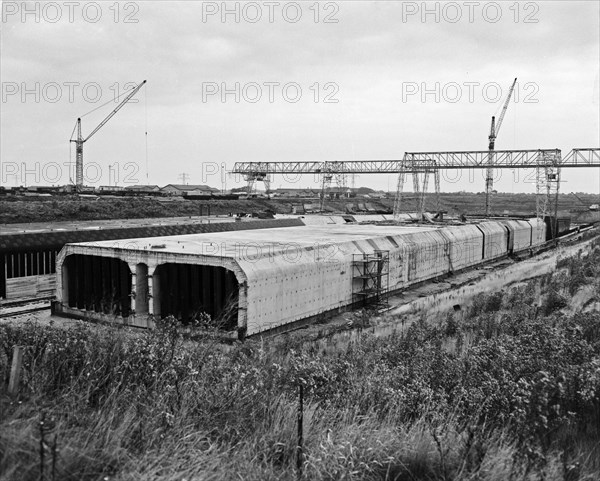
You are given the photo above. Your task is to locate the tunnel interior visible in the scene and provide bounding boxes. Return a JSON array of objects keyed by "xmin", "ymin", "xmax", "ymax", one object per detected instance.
[
  {"xmin": 63, "ymin": 254, "xmax": 131, "ymax": 317},
  {"xmin": 154, "ymin": 263, "xmax": 238, "ymax": 331},
  {"xmin": 0, "ymin": 255, "xmax": 5, "ymax": 299}
]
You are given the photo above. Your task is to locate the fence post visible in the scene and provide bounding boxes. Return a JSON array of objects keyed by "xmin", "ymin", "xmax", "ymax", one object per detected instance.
[
  {"xmin": 297, "ymin": 383, "xmax": 304, "ymax": 478},
  {"xmin": 39, "ymin": 415, "xmax": 46, "ymax": 481},
  {"xmin": 8, "ymin": 345, "xmax": 23, "ymax": 396}
]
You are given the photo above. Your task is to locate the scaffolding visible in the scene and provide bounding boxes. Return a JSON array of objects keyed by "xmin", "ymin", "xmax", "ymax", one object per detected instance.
[
  {"xmin": 535, "ymin": 150, "xmax": 561, "ymax": 243},
  {"xmin": 352, "ymin": 250, "xmax": 390, "ymax": 308}
]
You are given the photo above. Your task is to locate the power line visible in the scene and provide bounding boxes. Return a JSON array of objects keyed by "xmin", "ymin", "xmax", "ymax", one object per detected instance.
[{"xmin": 178, "ymin": 173, "xmax": 190, "ymax": 185}]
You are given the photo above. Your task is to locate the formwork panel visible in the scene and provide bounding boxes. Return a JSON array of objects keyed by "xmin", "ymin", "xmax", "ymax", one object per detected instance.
[
  {"xmin": 439, "ymin": 226, "xmax": 483, "ymax": 271},
  {"xmin": 242, "ymin": 249, "xmax": 352, "ymax": 334},
  {"xmin": 476, "ymin": 222, "xmax": 509, "ymax": 261},
  {"xmin": 5, "ymin": 277, "xmax": 38, "ymax": 299},
  {"xmin": 526, "ymin": 218, "xmax": 547, "ymax": 246},
  {"xmin": 394, "ymin": 231, "xmax": 451, "ymax": 285},
  {"xmin": 352, "ymin": 237, "xmax": 404, "ymax": 291},
  {"xmin": 500, "ymin": 220, "xmax": 532, "ymax": 252}
]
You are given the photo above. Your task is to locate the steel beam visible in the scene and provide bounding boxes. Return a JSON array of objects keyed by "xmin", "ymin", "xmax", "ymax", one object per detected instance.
[
  {"xmin": 561, "ymin": 148, "xmax": 600, "ymax": 166},
  {"xmin": 231, "ymin": 149, "xmax": 599, "ymax": 174}
]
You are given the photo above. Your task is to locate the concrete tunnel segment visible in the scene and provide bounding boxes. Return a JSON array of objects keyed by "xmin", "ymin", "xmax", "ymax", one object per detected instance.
[
  {"xmin": 55, "ymin": 242, "xmax": 249, "ymax": 335},
  {"xmin": 53, "ymin": 220, "xmax": 547, "ymax": 339}
]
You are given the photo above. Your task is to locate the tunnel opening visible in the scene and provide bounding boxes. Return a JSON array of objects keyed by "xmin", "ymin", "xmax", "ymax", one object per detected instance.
[
  {"xmin": 0, "ymin": 255, "xmax": 5, "ymax": 299},
  {"xmin": 63, "ymin": 254, "xmax": 131, "ymax": 317},
  {"xmin": 154, "ymin": 263, "xmax": 238, "ymax": 331}
]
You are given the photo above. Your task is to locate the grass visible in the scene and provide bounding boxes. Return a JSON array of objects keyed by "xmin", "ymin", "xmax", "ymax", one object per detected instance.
[{"xmin": 1, "ymin": 246, "xmax": 600, "ymax": 480}]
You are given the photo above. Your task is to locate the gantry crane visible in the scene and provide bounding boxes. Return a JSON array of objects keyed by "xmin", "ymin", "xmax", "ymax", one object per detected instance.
[
  {"xmin": 569, "ymin": 192, "xmax": 590, "ymax": 211},
  {"xmin": 70, "ymin": 80, "xmax": 146, "ymax": 189},
  {"xmin": 485, "ymin": 77, "xmax": 517, "ymax": 216}
]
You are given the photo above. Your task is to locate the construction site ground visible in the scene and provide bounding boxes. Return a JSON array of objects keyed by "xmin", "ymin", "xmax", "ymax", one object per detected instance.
[{"xmin": 1, "ymin": 192, "xmax": 599, "ymax": 224}]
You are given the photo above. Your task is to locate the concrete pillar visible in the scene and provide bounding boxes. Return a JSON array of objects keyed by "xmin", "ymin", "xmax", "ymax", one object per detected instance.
[
  {"xmin": 61, "ymin": 259, "xmax": 70, "ymax": 306},
  {"xmin": 148, "ymin": 275, "xmax": 154, "ymax": 315},
  {"xmin": 130, "ymin": 271, "xmax": 137, "ymax": 314},
  {"xmin": 147, "ymin": 265, "xmax": 161, "ymax": 318},
  {"xmin": 152, "ymin": 271, "xmax": 161, "ymax": 317},
  {"xmin": 135, "ymin": 264, "xmax": 149, "ymax": 315}
]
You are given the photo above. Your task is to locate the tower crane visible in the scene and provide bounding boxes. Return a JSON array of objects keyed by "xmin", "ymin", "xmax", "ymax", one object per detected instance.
[
  {"xmin": 485, "ymin": 77, "xmax": 517, "ymax": 216},
  {"xmin": 70, "ymin": 80, "xmax": 146, "ymax": 189}
]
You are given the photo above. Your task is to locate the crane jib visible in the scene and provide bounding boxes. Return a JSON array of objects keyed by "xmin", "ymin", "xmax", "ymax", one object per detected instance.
[
  {"xmin": 84, "ymin": 80, "xmax": 147, "ymax": 142},
  {"xmin": 70, "ymin": 80, "xmax": 146, "ymax": 189}
]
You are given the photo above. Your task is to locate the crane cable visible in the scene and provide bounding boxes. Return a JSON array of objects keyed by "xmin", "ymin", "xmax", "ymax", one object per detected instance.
[
  {"xmin": 511, "ymin": 99, "xmax": 517, "ymax": 193},
  {"xmin": 68, "ymin": 129, "xmax": 74, "ymax": 185},
  {"xmin": 69, "ymin": 119, "xmax": 78, "ymax": 142},
  {"xmin": 80, "ymin": 86, "xmax": 134, "ymax": 119},
  {"xmin": 513, "ymin": 96, "xmax": 517, "ymax": 148},
  {"xmin": 68, "ymin": 87, "xmax": 134, "ymax": 142}
]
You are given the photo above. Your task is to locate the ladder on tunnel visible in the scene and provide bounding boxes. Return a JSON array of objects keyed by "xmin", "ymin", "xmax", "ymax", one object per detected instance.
[{"xmin": 352, "ymin": 250, "xmax": 390, "ymax": 308}]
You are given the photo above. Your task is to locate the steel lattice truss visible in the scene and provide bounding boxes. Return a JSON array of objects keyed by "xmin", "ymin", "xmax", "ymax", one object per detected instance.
[
  {"xmin": 231, "ymin": 149, "xmax": 600, "ymax": 175},
  {"xmin": 231, "ymin": 148, "xmax": 599, "ymax": 224},
  {"xmin": 561, "ymin": 148, "xmax": 600, "ymax": 166}
]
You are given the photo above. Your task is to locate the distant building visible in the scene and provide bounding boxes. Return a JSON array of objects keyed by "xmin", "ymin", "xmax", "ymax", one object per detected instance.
[
  {"xmin": 368, "ymin": 191, "xmax": 388, "ymax": 199},
  {"xmin": 184, "ymin": 189, "xmax": 217, "ymax": 196},
  {"xmin": 160, "ymin": 184, "xmax": 219, "ymax": 194},
  {"xmin": 326, "ymin": 187, "xmax": 353, "ymax": 199},
  {"xmin": 273, "ymin": 188, "xmax": 319, "ymax": 198},
  {"xmin": 124, "ymin": 185, "xmax": 160, "ymax": 192}
]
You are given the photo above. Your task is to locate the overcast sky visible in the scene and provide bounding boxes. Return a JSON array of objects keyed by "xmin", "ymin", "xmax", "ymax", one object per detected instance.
[{"xmin": 1, "ymin": 0, "xmax": 599, "ymax": 193}]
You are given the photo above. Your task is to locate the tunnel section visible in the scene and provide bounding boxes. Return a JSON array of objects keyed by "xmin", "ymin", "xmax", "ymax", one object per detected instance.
[
  {"xmin": 0, "ymin": 255, "xmax": 5, "ymax": 299},
  {"xmin": 154, "ymin": 263, "xmax": 238, "ymax": 330},
  {"xmin": 63, "ymin": 254, "xmax": 132, "ymax": 317},
  {"xmin": 0, "ymin": 217, "xmax": 303, "ymax": 302}
]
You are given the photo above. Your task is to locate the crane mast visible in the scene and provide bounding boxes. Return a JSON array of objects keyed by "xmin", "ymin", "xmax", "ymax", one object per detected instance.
[
  {"xmin": 485, "ymin": 77, "xmax": 517, "ymax": 216},
  {"xmin": 71, "ymin": 80, "xmax": 146, "ymax": 189}
]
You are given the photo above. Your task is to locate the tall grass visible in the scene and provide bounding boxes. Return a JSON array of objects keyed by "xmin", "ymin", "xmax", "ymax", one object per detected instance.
[{"xmin": 1, "ymin": 247, "xmax": 600, "ymax": 480}]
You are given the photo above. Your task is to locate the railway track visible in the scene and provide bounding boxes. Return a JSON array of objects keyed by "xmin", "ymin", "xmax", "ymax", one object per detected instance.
[{"xmin": 0, "ymin": 297, "xmax": 53, "ymax": 319}]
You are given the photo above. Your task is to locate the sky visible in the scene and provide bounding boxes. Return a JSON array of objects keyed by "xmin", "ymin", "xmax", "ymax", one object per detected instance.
[{"xmin": 1, "ymin": 0, "xmax": 599, "ymax": 194}]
